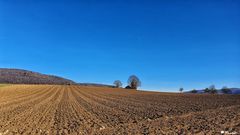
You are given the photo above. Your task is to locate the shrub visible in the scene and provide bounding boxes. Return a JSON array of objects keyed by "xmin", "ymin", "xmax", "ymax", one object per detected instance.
[{"xmin": 191, "ymin": 89, "xmax": 197, "ymax": 93}]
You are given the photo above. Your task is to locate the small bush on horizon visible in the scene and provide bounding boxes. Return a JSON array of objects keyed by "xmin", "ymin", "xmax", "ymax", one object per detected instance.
[
  {"xmin": 209, "ymin": 89, "xmax": 217, "ymax": 94},
  {"xmin": 204, "ymin": 88, "xmax": 210, "ymax": 93},
  {"xmin": 179, "ymin": 88, "xmax": 184, "ymax": 93},
  {"xmin": 221, "ymin": 86, "xmax": 232, "ymax": 94},
  {"xmin": 191, "ymin": 89, "xmax": 197, "ymax": 93}
]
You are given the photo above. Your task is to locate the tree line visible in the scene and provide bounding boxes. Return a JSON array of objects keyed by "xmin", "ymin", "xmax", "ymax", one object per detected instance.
[{"xmin": 180, "ymin": 85, "xmax": 232, "ymax": 94}]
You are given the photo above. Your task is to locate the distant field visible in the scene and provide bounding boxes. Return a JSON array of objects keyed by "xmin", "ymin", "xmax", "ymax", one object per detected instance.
[
  {"xmin": 0, "ymin": 84, "xmax": 11, "ymax": 88},
  {"xmin": 0, "ymin": 85, "xmax": 239, "ymax": 134}
]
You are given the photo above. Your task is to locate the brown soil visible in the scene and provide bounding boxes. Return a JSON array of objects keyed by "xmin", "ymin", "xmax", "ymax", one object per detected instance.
[{"xmin": 0, "ymin": 85, "xmax": 239, "ymax": 135}]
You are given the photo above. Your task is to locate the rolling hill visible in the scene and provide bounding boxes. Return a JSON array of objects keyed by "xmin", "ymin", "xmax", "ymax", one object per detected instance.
[{"xmin": 0, "ymin": 68, "xmax": 76, "ymax": 85}]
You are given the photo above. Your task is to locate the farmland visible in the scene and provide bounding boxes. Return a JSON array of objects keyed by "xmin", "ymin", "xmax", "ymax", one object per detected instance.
[{"xmin": 0, "ymin": 85, "xmax": 239, "ymax": 134}]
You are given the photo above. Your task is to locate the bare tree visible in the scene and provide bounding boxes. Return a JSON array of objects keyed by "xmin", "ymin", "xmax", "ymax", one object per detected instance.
[
  {"xmin": 209, "ymin": 85, "xmax": 217, "ymax": 94},
  {"xmin": 209, "ymin": 85, "xmax": 216, "ymax": 90},
  {"xmin": 113, "ymin": 80, "xmax": 122, "ymax": 88},
  {"xmin": 127, "ymin": 75, "xmax": 141, "ymax": 89},
  {"xmin": 179, "ymin": 88, "xmax": 184, "ymax": 93}
]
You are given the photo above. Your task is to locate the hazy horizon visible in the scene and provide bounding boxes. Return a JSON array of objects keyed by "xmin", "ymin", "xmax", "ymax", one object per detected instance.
[{"xmin": 1, "ymin": 0, "xmax": 239, "ymax": 92}]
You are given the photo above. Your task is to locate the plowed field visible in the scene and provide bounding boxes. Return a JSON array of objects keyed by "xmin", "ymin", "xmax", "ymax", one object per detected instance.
[{"xmin": 0, "ymin": 85, "xmax": 239, "ymax": 135}]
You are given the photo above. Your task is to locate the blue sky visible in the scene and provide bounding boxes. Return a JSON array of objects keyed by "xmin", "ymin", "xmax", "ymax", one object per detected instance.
[{"xmin": 0, "ymin": 0, "xmax": 239, "ymax": 91}]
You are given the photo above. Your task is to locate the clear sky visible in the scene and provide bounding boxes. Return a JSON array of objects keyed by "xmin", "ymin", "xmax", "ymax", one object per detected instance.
[{"xmin": 0, "ymin": 0, "xmax": 239, "ymax": 91}]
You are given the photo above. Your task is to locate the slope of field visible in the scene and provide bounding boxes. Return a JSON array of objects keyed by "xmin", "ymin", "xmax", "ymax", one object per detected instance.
[{"xmin": 0, "ymin": 85, "xmax": 239, "ymax": 135}]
